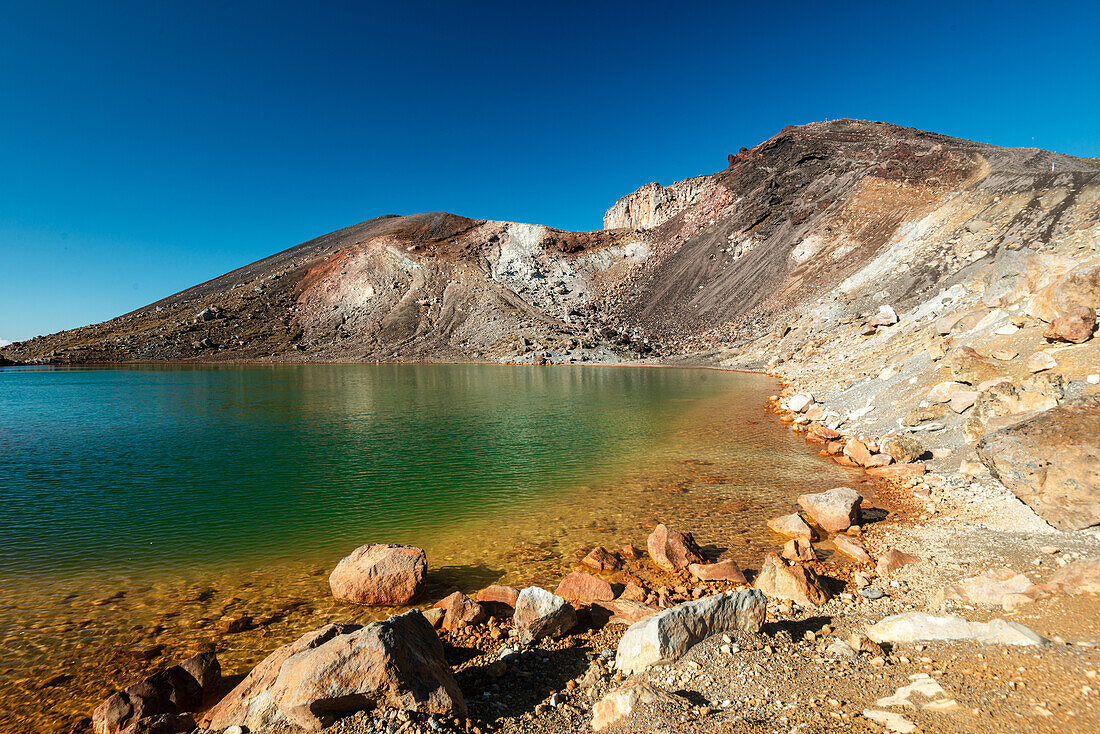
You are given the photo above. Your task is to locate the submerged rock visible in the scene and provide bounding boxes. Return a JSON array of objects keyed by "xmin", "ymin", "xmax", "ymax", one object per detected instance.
[
  {"xmin": 329, "ymin": 543, "xmax": 426, "ymax": 606},
  {"xmin": 646, "ymin": 523, "xmax": 704, "ymax": 570},
  {"xmin": 94, "ymin": 652, "xmax": 219, "ymax": 734},
  {"xmin": 767, "ymin": 513, "xmax": 818, "ymax": 541},
  {"xmin": 581, "ymin": 546, "xmax": 622, "ymax": 572},
  {"xmin": 615, "ymin": 590, "xmax": 766, "ymax": 674},
  {"xmin": 867, "ymin": 612, "xmax": 1048, "ymax": 646},
  {"xmin": 513, "ymin": 587, "xmax": 577, "ymax": 643}
]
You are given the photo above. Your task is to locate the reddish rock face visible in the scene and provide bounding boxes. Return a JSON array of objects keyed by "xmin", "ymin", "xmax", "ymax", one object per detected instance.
[
  {"xmin": 93, "ymin": 653, "xmax": 220, "ymax": 734},
  {"xmin": 808, "ymin": 424, "xmax": 842, "ymax": 441},
  {"xmin": 581, "ymin": 546, "xmax": 622, "ymax": 572},
  {"xmin": 646, "ymin": 524, "xmax": 704, "ymax": 570},
  {"xmin": 832, "ymin": 534, "xmax": 872, "ymax": 564},
  {"xmin": 554, "ymin": 571, "xmax": 615, "ymax": 603},
  {"xmin": 843, "ymin": 439, "xmax": 873, "ymax": 466},
  {"xmin": 767, "ymin": 513, "xmax": 818, "ymax": 542},
  {"xmin": 432, "ymin": 591, "xmax": 487, "ymax": 631},
  {"xmin": 977, "ymin": 395, "xmax": 1100, "ymax": 531},
  {"xmin": 475, "ymin": 584, "xmax": 520, "ymax": 607},
  {"xmin": 688, "ymin": 560, "xmax": 747, "ymax": 583},
  {"xmin": 328, "ymin": 543, "xmax": 426, "ymax": 606},
  {"xmin": 1043, "ymin": 306, "xmax": 1096, "ymax": 343},
  {"xmin": 866, "ymin": 463, "xmax": 926, "ymax": 479},
  {"xmin": 797, "ymin": 487, "xmax": 862, "ymax": 532},
  {"xmin": 753, "ymin": 554, "xmax": 831, "ymax": 608}
]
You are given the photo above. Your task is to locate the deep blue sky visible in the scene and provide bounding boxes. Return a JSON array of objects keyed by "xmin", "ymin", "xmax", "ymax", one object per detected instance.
[{"xmin": 2, "ymin": 1, "xmax": 1097, "ymax": 342}]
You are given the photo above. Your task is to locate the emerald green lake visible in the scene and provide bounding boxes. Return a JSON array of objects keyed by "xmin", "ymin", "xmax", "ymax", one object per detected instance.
[{"xmin": 0, "ymin": 364, "xmax": 861, "ymax": 731}]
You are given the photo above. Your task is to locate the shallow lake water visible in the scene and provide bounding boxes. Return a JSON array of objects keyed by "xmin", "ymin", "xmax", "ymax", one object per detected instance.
[{"xmin": 0, "ymin": 364, "xmax": 864, "ymax": 731}]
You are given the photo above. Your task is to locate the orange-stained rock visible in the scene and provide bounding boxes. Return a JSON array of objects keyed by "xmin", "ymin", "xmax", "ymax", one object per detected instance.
[
  {"xmin": 432, "ymin": 591, "xmax": 487, "ymax": 631},
  {"xmin": 329, "ymin": 544, "xmax": 426, "ymax": 606},
  {"xmin": 866, "ymin": 463, "xmax": 926, "ymax": 479},
  {"xmin": 876, "ymin": 548, "xmax": 919, "ymax": 576},
  {"xmin": 1043, "ymin": 306, "xmax": 1095, "ymax": 343},
  {"xmin": 767, "ymin": 513, "xmax": 818, "ymax": 542},
  {"xmin": 619, "ymin": 544, "xmax": 642, "ymax": 560},
  {"xmin": 753, "ymin": 554, "xmax": 831, "ymax": 608},
  {"xmin": 475, "ymin": 584, "xmax": 520, "ymax": 607},
  {"xmin": 554, "ymin": 571, "xmax": 614, "ymax": 603},
  {"xmin": 843, "ymin": 438, "xmax": 873, "ymax": 466},
  {"xmin": 581, "ymin": 546, "xmax": 622, "ymax": 572},
  {"xmin": 832, "ymin": 534, "xmax": 872, "ymax": 564},
  {"xmin": 594, "ymin": 599, "xmax": 662, "ymax": 626},
  {"xmin": 808, "ymin": 424, "xmax": 842, "ymax": 441},
  {"xmin": 646, "ymin": 524, "xmax": 704, "ymax": 570},
  {"xmin": 797, "ymin": 487, "xmax": 862, "ymax": 532},
  {"xmin": 687, "ymin": 560, "xmax": 746, "ymax": 583},
  {"xmin": 782, "ymin": 537, "xmax": 815, "ymax": 562}
]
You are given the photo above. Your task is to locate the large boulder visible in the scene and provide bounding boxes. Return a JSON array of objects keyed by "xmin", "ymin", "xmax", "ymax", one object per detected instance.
[
  {"xmin": 329, "ymin": 544, "xmax": 426, "ymax": 605},
  {"xmin": 475, "ymin": 584, "xmax": 520, "ymax": 607},
  {"xmin": 866, "ymin": 613, "xmax": 1048, "ymax": 646},
  {"xmin": 513, "ymin": 587, "xmax": 577, "ymax": 643},
  {"xmin": 554, "ymin": 571, "xmax": 615, "ymax": 603},
  {"xmin": 797, "ymin": 487, "xmax": 862, "ymax": 532},
  {"xmin": 646, "ymin": 524, "xmax": 704, "ymax": 570},
  {"xmin": 93, "ymin": 653, "xmax": 219, "ymax": 734},
  {"xmin": 753, "ymin": 553, "xmax": 831, "ymax": 608},
  {"xmin": 615, "ymin": 590, "xmax": 766, "ymax": 674},
  {"xmin": 203, "ymin": 612, "xmax": 464, "ymax": 732},
  {"xmin": 977, "ymin": 395, "xmax": 1100, "ymax": 531}
]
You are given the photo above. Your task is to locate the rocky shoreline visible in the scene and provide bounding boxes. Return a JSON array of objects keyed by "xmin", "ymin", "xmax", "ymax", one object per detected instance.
[{"xmin": 74, "ymin": 383, "xmax": 1100, "ymax": 734}]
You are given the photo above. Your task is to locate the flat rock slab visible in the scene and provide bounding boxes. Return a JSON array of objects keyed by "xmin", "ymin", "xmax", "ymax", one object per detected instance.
[
  {"xmin": 554, "ymin": 571, "xmax": 614, "ymax": 603},
  {"xmin": 866, "ymin": 612, "xmax": 1048, "ymax": 646},
  {"xmin": 615, "ymin": 590, "xmax": 766, "ymax": 674},
  {"xmin": 977, "ymin": 394, "xmax": 1100, "ymax": 531},
  {"xmin": 688, "ymin": 559, "xmax": 746, "ymax": 583}
]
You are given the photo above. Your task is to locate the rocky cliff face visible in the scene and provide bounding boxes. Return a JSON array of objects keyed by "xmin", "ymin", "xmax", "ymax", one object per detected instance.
[{"xmin": 602, "ymin": 177, "xmax": 717, "ymax": 231}]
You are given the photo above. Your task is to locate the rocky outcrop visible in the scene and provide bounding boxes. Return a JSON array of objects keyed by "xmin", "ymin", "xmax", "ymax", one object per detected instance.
[
  {"xmin": 513, "ymin": 587, "xmax": 577, "ymax": 643},
  {"xmin": 329, "ymin": 544, "xmax": 427, "ymax": 606},
  {"xmin": 93, "ymin": 653, "xmax": 219, "ymax": 734},
  {"xmin": 615, "ymin": 590, "xmax": 766, "ymax": 673},
  {"xmin": 202, "ymin": 612, "xmax": 463, "ymax": 732},
  {"xmin": 646, "ymin": 523, "xmax": 704, "ymax": 570},
  {"xmin": 602, "ymin": 177, "xmax": 717, "ymax": 230},
  {"xmin": 977, "ymin": 395, "xmax": 1100, "ymax": 531}
]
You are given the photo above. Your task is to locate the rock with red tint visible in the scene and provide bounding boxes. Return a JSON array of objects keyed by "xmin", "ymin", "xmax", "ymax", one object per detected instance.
[
  {"xmin": 433, "ymin": 591, "xmax": 487, "ymax": 631},
  {"xmin": 581, "ymin": 546, "xmax": 622, "ymax": 572},
  {"xmin": 767, "ymin": 513, "xmax": 818, "ymax": 542},
  {"xmin": 865, "ymin": 454, "xmax": 893, "ymax": 467},
  {"xmin": 782, "ymin": 537, "xmax": 815, "ymax": 562},
  {"xmin": 201, "ymin": 625, "xmax": 356, "ymax": 730},
  {"xmin": 866, "ymin": 463, "xmax": 926, "ymax": 479},
  {"xmin": 832, "ymin": 535, "xmax": 872, "ymax": 564},
  {"xmin": 554, "ymin": 571, "xmax": 615, "ymax": 603},
  {"xmin": 594, "ymin": 599, "xmax": 662, "ymax": 626},
  {"xmin": 619, "ymin": 544, "xmax": 642, "ymax": 560},
  {"xmin": 797, "ymin": 487, "xmax": 862, "ymax": 532},
  {"xmin": 687, "ymin": 560, "xmax": 747, "ymax": 583},
  {"xmin": 514, "ymin": 587, "xmax": 577, "ymax": 643},
  {"xmin": 475, "ymin": 584, "xmax": 520, "ymax": 608},
  {"xmin": 753, "ymin": 554, "xmax": 831, "ymax": 608},
  {"xmin": 329, "ymin": 543, "xmax": 426, "ymax": 606},
  {"xmin": 977, "ymin": 395, "xmax": 1100, "ymax": 531},
  {"xmin": 1047, "ymin": 557, "xmax": 1100, "ymax": 594},
  {"xmin": 646, "ymin": 524, "xmax": 704, "ymax": 570},
  {"xmin": 876, "ymin": 548, "xmax": 919, "ymax": 576},
  {"xmin": 1043, "ymin": 306, "xmax": 1096, "ymax": 343},
  {"xmin": 843, "ymin": 439, "xmax": 873, "ymax": 466},
  {"xmin": 808, "ymin": 424, "xmax": 842, "ymax": 441},
  {"xmin": 93, "ymin": 653, "xmax": 220, "ymax": 734}
]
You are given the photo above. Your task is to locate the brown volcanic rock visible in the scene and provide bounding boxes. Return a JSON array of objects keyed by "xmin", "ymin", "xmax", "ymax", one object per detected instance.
[
  {"xmin": 581, "ymin": 546, "xmax": 622, "ymax": 572},
  {"xmin": 329, "ymin": 543, "xmax": 426, "ymax": 606},
  {"xmin": 753, "ymin": 554, "xmax": 831, "ymax": 608},
  {"xmin": 93, "ymin": 653, "xmax": 219, "ymax": 734},
  {"xmin": 1043, "ymin": 306, "xmax": 1096, "ymax": 343},
  {"xmin": 475, "ymin": 584, "xmax": 520, "ymax": 607},
  {"xmin": 554, "ymin": 571, "xmax": 615, "ymax": 603},
  {"xmin": 977, "ymin": 395, "xmax": 1100, "ymax": 531},
  {"xmin": 646, "ymin": 524, "xmax": 704, "ymax": 570}
]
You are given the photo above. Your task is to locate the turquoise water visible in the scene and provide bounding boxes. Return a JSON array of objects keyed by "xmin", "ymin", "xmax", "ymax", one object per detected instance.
[
  {"xmin": 0, "ymin": 364, "xmax": 862, "ymax": 730},
  {"xmin": 0, "ymin": 364, "xmax": 752, "ymax": 577}
]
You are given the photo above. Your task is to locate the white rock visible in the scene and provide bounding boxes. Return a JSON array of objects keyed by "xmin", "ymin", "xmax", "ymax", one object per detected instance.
[
  {"xmin": 863, "ymin": 709, "xmax": 916, "ymax": 733},
  {"xmin": 866, "ymin": 612, "xmax": 1048, "ymax": 646},
  {"xmin": 1088, "ymin": 374, "xmax": 1100, "ymax": 385},
  {"xmin": 615, "ymin": 591, "xmax": 766, "ymax": 674},
  {"xmin": 994, "ymin": 324, "xmax": 1019, "ymax": 335},
  {"xmin": 1027, "ymin": 351, "xmax": 1058, "ymax": 373},
  {"xmin": 787, "ymin": 393, "xmax": 814, "ymax": 413},
  {"xmin": 592, "ymin": 682, "xmax": 685, "ymax": 731}
]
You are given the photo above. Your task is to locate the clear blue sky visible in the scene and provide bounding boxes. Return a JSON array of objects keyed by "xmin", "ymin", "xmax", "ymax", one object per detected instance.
[{"xmin": 1, "ymin": 1, "xmax": 1097, "ymax": 342}]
